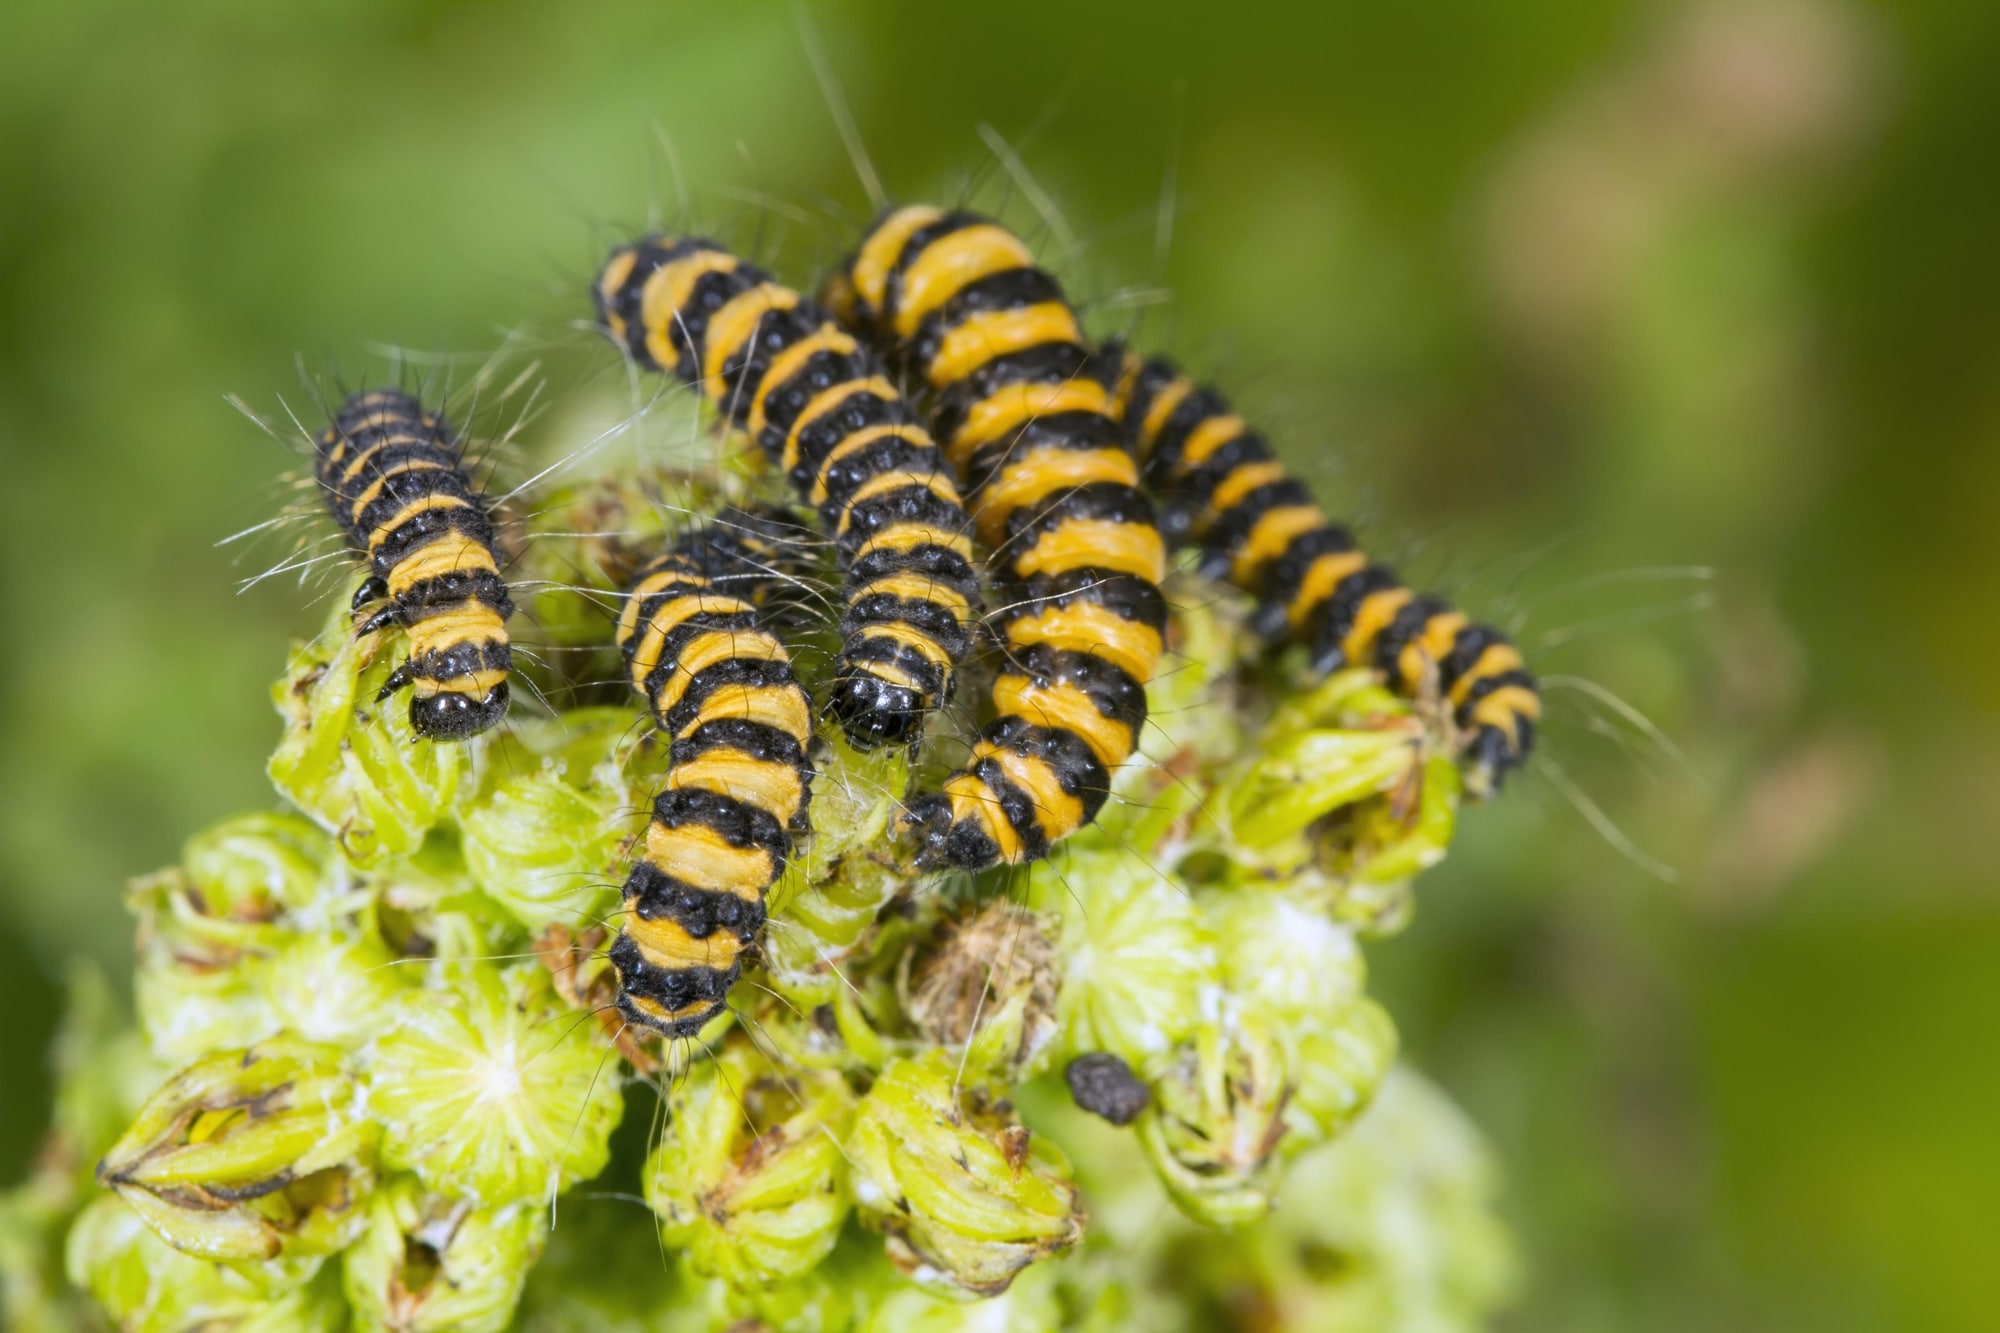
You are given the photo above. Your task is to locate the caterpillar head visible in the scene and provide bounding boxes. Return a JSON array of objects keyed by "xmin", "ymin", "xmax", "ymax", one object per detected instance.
[{"xmin": 409, "ymin": 683, "xmax": 509, "ymax": 740}]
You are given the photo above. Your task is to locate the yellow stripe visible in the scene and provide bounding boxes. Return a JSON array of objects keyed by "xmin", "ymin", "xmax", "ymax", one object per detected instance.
[
  {"xmin": 945, "ymin": 379, "xmax": 1113, "ymax": 470},
  {"xmin": 1342, "ymin": 587, "xmax": 1414, "ymax": 665},
  {"xmin": 974, "ymin": 448, "xmax": 1138, "ymax": 549},
  {"xmin": 344, "ymin": 461, "xmax": 451, "ymax": 524},
  {"xmin": 1004, "ymin": 603, "xmax": 1162, "ymax": 683},
  {"xmin": 684, "ymin": 682, "xmax": 814, "ymax": 747},
  {"xmin": 890, "ymin": 223, "xmax": 1036, "ymax": 339},
  {"xmin": 669, "ymin": 752, "xmax": 805, "ymax": 826},
  {"xmin": 624, "ymin": 592, "xmax": 752, "ymax": 690},
  {"xmin": 781, "ymin": 376, "xmax": 903, "ymax": 476},
  {"xmin": 1104, "ymin": 348, "xmax": 1142, "ymax": 422},
  {"xmin": 338, "ymin": 440, "xmax": 444, "ymax": 490},
  {"xmin": 940, "ymin": 769, "xmax": 1022, "ymax": 865},
  {"xmin": 981, "ymin": 743, "xmax": 1085, "ymax": 843},
  {"xmin": 387, "ymin": 535, "xmax": 498, "ymax": 599},
  {"xmin": 622, "ymin": 990, "xmax": 719, "ymax": 1030},
  {"xmin": 850, "ymin": 522, "xmax": 974, "ymax": 566},
  {"xmin": 362, "ymin": 493, "xmax": 474, "ymax": 547},
  {"xmin": 1468, "ymin": 684, "xmax": 1542, "ymax": 735},
  {"xmin": 1014, "ymin": 518, "xmax": 1166, "ymax": 586},
  {"xmin": 405, "ymin": 602, "xmax": 506, "ymax": 659},
  {"xmin": 747, "ymin": 323, "xmax": 857, "ymax": 437},
  {"xmin": 597, "ymin": 246, "xmax": 640, "ymax": 342},
  {"xmin": 640, "ymin": 247, "xmax": 739, "ymax": 372},
  {"xmin": 852, "ymin": 570, "xmax": 973, "ymax": 619},
  {"xmin": 642, "ymin": 821, "xmax": 774, "ymax": 898},
  {"xmin": 1287, "ymin": 549, "xmax": 1369, "ymax": 630},
  {"xmin": 848, "ymin": 205, "xmax": 945, "ymax": 316},
  {"xmin": 700, "ymin": 283, "xmax": 799, "ymax": 407},
  {"xmin": 926, "ymin": 303, "xmax": 1081, "ymax": 391},
  {"xmin": 1136, "ymin": 377, "xmax": 1193, "ymax": 457},
  {"xmin": 1397, "ymin": 610, "xmax": 1470, "ymax": 688},
  {"xmin": 1231, "ymin": 505, "xmax": 1323, "ymax": 587},
  {"xmin": 647, "ymin": 630, "xmax": 789, "ymax": 722},
  {"xmin": 1204, "ymin": 461, "xmax": 1290, "ymax": 526},
  {"xmin": 990, "ymin": 673, "xmax": 1133, "ymax": 769},
  {"xmin": 810, "ymin": 424, "xmax": 933, "ymax": 506},
  {"xmin": 625, "ymin": 913, "xmax": 747, "ymax": 973},
  {"xmin": 1177, "ymin": 413, "xmax": 1248, "ymax": 471},
  {"xmin": 1448, "ymin": 643, "xmax": 1527, "ymax": 708},
  {"xmin": 856, "ymin": 619, "xmax": 955, "ymax": 671}
]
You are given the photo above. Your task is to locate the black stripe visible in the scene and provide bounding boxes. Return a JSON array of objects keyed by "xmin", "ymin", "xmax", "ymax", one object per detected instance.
[
  {"xmin": 712, "ymin": 303, "xmax": 822, "ymax": 427},
  {"xmin": 622, "ymin": 860, "xmax": 767, "ymax": 943},
  {"xmin": 657, "ymin": 656, "xmax": 800, "ymax": 741},
  {"xmin": 838, "ymin": 483, "xmax": 968, "ymax": 559},
  {"xmin": 756, "ymin": 344, "xmax": 881, "ymax": 462},
  {"xmin": 1254, "ymin": 524, "xmax": 1360, "ymax": 633},
  {"xmin": 608, "ymin": 933, "xmax": 737, "ymax": 1029},
  {"xmin": 1003, "ymin": 644, "xmax": 1148, "ymax": 736},
  {"xmin": 371, "ymin": 511, "xmax": 503, "ymax": 581},
  {"xmin": 406, "ymin": 636, "xmax": 512, "ymax": 683},
  {"xmin": 784, "ymin": 387, "xmax": 908, "ymax": 495},
  {"xmin": 835, "ymin": 634, "xmax": 947, "ymax": 699},
  {"xmin": 965, "ymin": 752, "xmax": 1052, "ymax": 864},
  {"xmin": 959, "ymin": 411, "xmax": 1127, "ymax": 497},
  {"xmin": 999, "ymin": 568, "xmax": 1169, "ymax": 635},
  {"xmin": 1002, "ymin": 481, "xmax": 1158, "ymax": 581},
  {"xmin": 983, "ymin": 714, "xmax": 1111, "ymax": 825},
  {"xmin": 1371, "ymin": 595, "xmax": 1454, "ymax": 688},
  {"xmin": 651, "ymin": 785, "xmax": 789, "ymax": 865},
  {"xmin": 843, "ymin": 588, "xmax": 969, "ymax": 651},
  {"xmin": 1200, "ymin": 480, "xmax": 1316, "ymax": 574},
  {"xmin": 627, "ymin": 604, "xmax": 760, "ymax": 684},
  {"xmin": 1172, "ymin": 430, "xmax": 1281, "ymax": 514},
  {"xmin": 883, "ymin": 210, "xmax": 986, "ymax": 326},
  {"xmin": 1147, "ymin": 384, "xmax": 1233, "ymax": 480},
  {"xmin": 1304, "ymin": 565, "xmax": 1404, "ymax": 672},
  {"xmin": 929, "ymin": 342, "xmax": 1097, "ymax": 445},
  {"xmin": 909, "ymin": 265, "xmax": 1065, "ymax": 372},
  {"xmin": 817, "ymin": 434, "xmax": 945, "ymax": 515},
  {"xmin": 672, "ymin": 715, "xmax": 809, "ymax": 773},
  {"xmin": 1439, "ymin": 623, "xmax": 1512, "ymax": 689},
  {"xmin": 1454, "ymin": 668, "xmax": 1537, "ymax": 724},
  {"xmin": 845, "ymin": 542, "xmax": 978, "ymax": 596}
]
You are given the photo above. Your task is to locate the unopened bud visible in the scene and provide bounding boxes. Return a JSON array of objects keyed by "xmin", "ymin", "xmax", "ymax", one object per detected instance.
[
  {"xmin": 1136, "ymin": 1004, "xmax": 1291, "ymax": 1229},
  {"xmin": 341, "ymin": 1176, "xmax": 544, "ymax": 1333},
  {"xmin": 905, "ymin": 902, "xmax": 1060, "ymax": 1084},
  {"xmin": 848, "ymin": 1051, "xmax": 1084, "ymax": 1297},
  {"xmin": 96, "ymin": 1037, "xmax": 375, "ymax": 1263},
  {"xmin": 642, "ymin": 1046, "xmax": 855, "ymax": 1287}
]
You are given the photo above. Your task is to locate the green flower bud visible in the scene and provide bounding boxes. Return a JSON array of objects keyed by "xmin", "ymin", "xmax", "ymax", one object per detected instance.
[
  {"xmin": 96, "ymin": 1037, "xmax": 375, "ymax": 1263},
  {"xmin": 1207, "ymin": 889, "xmax": 1366, "ymax": 1030},
  {"xmin": 642, "ymin": 1045, "xmax": 855, "ymax": 1287},
  {"xmin": 1286, "ymin": 999, "xmax": 1398, "ymax": 1150},
  {"xmin": 904, "ymin": 902, "xmax": 1061, "ymax": 1084},
  {"xmin": 64, "ymin": 1195, "xmax": 347, "ymax": 1332},
  {"xmin": 461, "ymin": 709, "xmax": 670, "ymax": 932},
  {"xmin": 260, "ymin": 926, "xmax": 414, "ymax": 1051},
  {"xmin": 268, "ymin": 590, "xmax": 468, "ymax": 868},
  {"xmin": 367, "ymin": 963, "xmax": 623, "ymax": 1206},
  {"xmin": 1227, "ymin": 722, "xmax": 1422, "ymax": 856},
  {"xmin": 848, "ymin": 1051, "xmax": 1084, "ymax": 1297},
  {"xmin": 1136, "ymin": 1002, "xmax": 1291, "ymax": 1229},
  {"xmin": 181, "ymin": 813, "xmax": 332, "ymax": 931},
  {"xmin": 342, "ymin": 1176, "xmax": 544, "ymax": 1333},
  {"xmin": 1316, "ymin": 754, "xmax": 1459, "ymax": 937},
  {"xmin": 1045, "ymin": 846, "xmax": 1216, "ymax": 1078}
]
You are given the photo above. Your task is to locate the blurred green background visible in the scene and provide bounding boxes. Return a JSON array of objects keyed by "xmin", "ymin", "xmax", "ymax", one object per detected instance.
[{"xmin": 2, "ymin": 0, "xmax": 1994, "ymax": 1328}]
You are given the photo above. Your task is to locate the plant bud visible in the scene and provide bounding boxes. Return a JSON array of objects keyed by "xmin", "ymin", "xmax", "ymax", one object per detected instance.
[
  {"xmin": 461, "ymin": 709, "xmax": 669, "ymax": 932},
  {"xmin": 342, "ymin": 1176, "xmax": 544, "ymax": 1333},
  {"xmin": 96, "ymin": 1037, "xmax": 375, "ymax": 1263},
  {"xmin": 1048, "ymin": 847, "xmax": 1216, "ymax": 1078},
  {"xmin": 904, "ymin": 902, "xmax": 1061, "ymax": 1084},
  {"xmin": 1227, "ymin": 722, "xmax": 1422, "ymax": 856},
  {"xmin": 848, "ymin": 1051, "xmax": 1084, "ymax": 1297},
  {"xmin": 1207, "ymin": 889, "xmax": 1367, "ymax": 1030},
  {"xmin": 642, "ymin": 1046, "xmax": 855, "ymax": 1288},
  {"xmin": 268, "ymin": 591, "xmax": 468, "ymax": 867},
  {"xmin": 181, "ymin": 813, "xmax": 331, "ymax": 933},
  {"xmin": 1287, "ymin": 999, "xmax": 1399, "ymax": 1149},
  {"xmin": 1136, "ymin": 1004, "xmax": 1291, "ymax": 1229},
  {"xmin": 65, "ymin": 1194, "xmax": 349, "ymax": 1332},
  {"xmin": 367, "ymin": 963, "xmax": 623, "ymax": 1207}
]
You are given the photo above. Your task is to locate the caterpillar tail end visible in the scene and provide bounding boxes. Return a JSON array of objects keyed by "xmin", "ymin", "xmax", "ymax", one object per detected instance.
[{"xmin": 903, "ymin": 793, "xmax": 1002, "ymax": 874}]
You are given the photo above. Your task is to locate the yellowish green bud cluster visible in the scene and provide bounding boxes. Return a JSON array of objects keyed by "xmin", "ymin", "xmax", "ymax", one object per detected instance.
[{"xmin": 9, "ymin": 424, "xmax": 1517, "ymax": 1330}]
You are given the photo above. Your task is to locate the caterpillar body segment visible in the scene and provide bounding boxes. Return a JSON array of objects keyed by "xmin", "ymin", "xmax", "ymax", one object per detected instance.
[
  {"xmin": 1100, "ymin": 347, "xmax": 1539, "ymax": 794},
  {"xmin": 314, "ymin": 389, "xmax": 513, "ymax": 740},
  {"xmin": 609, "ymin": 521, "xmax": 816, "ymax": 1038},
  {"xmin": 829, "ymin": 207, "xmax": 1170, "ymax": 869},
  {"xmin": 593, "ymin": 237, "xmax": 979, "ymax": 752}
]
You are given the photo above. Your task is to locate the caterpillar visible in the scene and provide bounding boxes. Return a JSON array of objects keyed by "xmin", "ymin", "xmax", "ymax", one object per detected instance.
[
  {"xmin": 593, "ymin": 237, "xmax": 979, "ymax": 752},
  {"xmin": 825, "ymin": 207, "xmax": 1168, "ymax": 869},
  {"xmin": 1097, "ymin": 348, "xmax": 1539, "ymax": 794},
  {"xmin": 608, "ymin": 516, "xmax": 816, "ymax": 1038},
  {"xmin": 314, "ymin": 388, "xmax": 513, "ymax": 740}
]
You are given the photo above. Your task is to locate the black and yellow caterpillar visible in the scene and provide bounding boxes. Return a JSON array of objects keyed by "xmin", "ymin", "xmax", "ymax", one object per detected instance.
[
  {"xmin": 314, "ymin": 388, "xmax": 512, "ymax": 740},
  {"xmin": 608, "ymin": 515, "xmax": 816, "ymax": 1038},
  {"xmin": 826, "ymin": 207, "xmax": 1168, "ymax": 869},
  {"xmin": 594, "ymin": 237, "xmax": 979, "ymax": 751},
  {"xmin": 1097, "ymin": 349, "xmax": 1539, "ymax": 794}
]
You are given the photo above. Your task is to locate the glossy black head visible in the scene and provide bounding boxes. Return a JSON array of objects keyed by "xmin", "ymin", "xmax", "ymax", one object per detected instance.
[
  {"xmin": 408, "ymin": 683, "xmax": 509, "ymax": 740},
  {"xmin": 827, "ymin": 672, "xmax": 925, "ymax": 750}
]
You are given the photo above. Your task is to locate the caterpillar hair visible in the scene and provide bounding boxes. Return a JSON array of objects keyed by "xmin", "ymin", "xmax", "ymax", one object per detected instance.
[
  {"xmin": 314, "ymin": 388, "xmax": 513, "ymax": 740},
  {"xmin": 593, "ymin": 237, "xmax": 980, "ymax": 752},
  {"xmin": 826, "ymin": 207, "xmax": 1168, "ymax": 870},
  {"xmin": 1098, "ymin": 346, "xmax": 1539, "ymax": 795},
  {"xmin": 608, "ymin": 516, "xmax": 817, "ymax": 1038}
]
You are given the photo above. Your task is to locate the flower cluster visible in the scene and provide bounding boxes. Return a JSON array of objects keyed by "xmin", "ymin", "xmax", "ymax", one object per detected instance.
[{"xmin": 3, "ymin": 439, "xmax": 1515, "ymax": 1330}]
